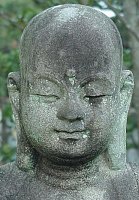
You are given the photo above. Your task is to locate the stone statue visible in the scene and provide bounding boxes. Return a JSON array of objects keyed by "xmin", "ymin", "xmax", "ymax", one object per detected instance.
[{"xmin": 0, "ymin": 4, "xmax": 139, "ymax": 200}]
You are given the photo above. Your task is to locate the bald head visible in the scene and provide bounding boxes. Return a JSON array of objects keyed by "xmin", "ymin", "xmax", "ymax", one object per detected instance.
[{"xmin": 20, "ymin": 4, "xmax": 122, "ymax": 87}]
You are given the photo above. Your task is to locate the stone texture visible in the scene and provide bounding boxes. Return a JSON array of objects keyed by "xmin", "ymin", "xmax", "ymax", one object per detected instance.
[{"xmin": 0, "ymin": 4, "xmax": 138, "ymax": 200}]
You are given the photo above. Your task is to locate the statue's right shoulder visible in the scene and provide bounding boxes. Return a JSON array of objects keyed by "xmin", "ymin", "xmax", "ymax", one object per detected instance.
[
  {"xmin": 0, "ymin": 162, "xmax": 28, "ymax": 199},
  {"xmin": 0, "ymin": 161, "xmax": 15, "ymax": 175},
  {"xmin": 130, "ymin": 163, "xmax": 139, "ymax": 187}
]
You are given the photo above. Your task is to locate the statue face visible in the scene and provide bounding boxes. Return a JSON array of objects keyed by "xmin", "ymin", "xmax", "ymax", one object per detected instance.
[
  {"xmin": 20, "ymin": 47, "xmax": 119, "ymax": 165},
  {"xmin": 19, "ymin": 5, "xmax": 122, "ymax": 165}
]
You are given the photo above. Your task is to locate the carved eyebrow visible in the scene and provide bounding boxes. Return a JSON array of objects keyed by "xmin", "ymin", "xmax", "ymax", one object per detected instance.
[
  {"xmin": 31, "ymin": 74, "xmax": 68, "ymax": 93},
  {"xmin": 32, "ymin": 74, "xmax": 66, "ymax": 88},
  {"xmin": 36, "ymin": 75, "xmax": 62, "ymax": 85},
  {"xmin": 80, "ymin": 76, "xmax": 113, "ymax": 87}
]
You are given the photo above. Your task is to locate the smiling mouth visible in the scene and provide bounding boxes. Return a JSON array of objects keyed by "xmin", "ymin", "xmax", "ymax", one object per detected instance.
[{"xmin": 54, "ymin": 129, "xmax": 89, "ymax": 140}]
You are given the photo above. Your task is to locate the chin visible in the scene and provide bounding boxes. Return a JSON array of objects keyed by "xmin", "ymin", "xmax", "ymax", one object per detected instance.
[
  {"xmin": 43, "ymin": 148, "xmax": 101, "ymax": 166},
  {"xmin": 47, "ymin": 154, "xmax": 92, "ymax": 166}
]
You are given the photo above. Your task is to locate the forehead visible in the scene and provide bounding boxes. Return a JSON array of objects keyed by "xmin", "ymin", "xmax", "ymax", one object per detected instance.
[
  {"xmin": 21, "ymin": 5, "xmax": 122, "ymax": 88},
  {"xmin": 30, "ymin": 30, "xmax": 119, "ymax": 86}
]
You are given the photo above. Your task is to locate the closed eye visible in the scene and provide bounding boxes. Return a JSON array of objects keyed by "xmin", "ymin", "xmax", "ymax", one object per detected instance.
[
  {"xmin": 87, "ymin": 95, "xmax": 106, "ymax": 98},
  {"xmin": 31, "ymin": 94, "xmax": 60, "ymax": 103},
  {"xmin": 83, "ymin": 95, "xmax": 107, "ymax": 104},
  {"xmin": 84, "ymin": 94, "xmax": 106, "ymax": 99}
]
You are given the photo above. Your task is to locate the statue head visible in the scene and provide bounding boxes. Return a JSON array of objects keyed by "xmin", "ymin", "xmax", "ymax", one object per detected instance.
[{"xmin": 7, "ymin": 4, "xmax": 134, "ymax": 171}]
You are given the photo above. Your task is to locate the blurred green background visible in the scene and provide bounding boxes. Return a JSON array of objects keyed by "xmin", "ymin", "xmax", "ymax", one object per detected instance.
[{"xmin": 0, "ymin": 0, "xmax": 139, "ymax": 165}]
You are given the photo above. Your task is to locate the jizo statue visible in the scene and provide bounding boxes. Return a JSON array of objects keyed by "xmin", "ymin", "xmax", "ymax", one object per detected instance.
[{"xmin": 0, "ymin": 4, "xmax": 139, "ymax": 200}]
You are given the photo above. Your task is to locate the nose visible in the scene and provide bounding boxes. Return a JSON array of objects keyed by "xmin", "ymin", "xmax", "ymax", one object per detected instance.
[{"xmin": 57, "ymin": 96, "xmax": 84, "ymax": 122}]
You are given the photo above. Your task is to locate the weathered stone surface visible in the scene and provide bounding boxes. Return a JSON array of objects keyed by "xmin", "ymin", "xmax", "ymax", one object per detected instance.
[{"xmin": 0, "ymin": 4, "xmax": 138, "ymax": 200}]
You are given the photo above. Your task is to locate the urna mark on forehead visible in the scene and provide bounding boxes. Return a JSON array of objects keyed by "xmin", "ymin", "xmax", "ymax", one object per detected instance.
[{"xmin": 20, "ymin": 4, "xmax": 122, "ymax": 83}]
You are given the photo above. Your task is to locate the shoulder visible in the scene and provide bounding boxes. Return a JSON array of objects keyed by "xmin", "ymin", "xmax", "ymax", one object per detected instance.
[
  {"xmin": 109, "ymin": 163, "xmax": 139, "ymax": 199},
  {"xmin": 130, "ymin": 163, "xmax": 139, "ymax": 194},
  {"xmin": 130, "ymin": 163, "xmax": 139, "ymax": 182},
  {"xmin": 0, "ymin": 162, "xmax": 28, "ymax": 198}
]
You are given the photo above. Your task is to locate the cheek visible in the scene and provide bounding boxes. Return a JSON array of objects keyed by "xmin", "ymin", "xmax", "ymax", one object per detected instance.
[
  {"xmin": 85, "ymin": 98, "xmax": 114, "ymax": 130},
  {"xmin": 20, "ymin": 99, "xmax": 61, "ymax": 153},
  {"xmin": 21, "ymin": 98, "xmax": 58, "ymax": 135}
]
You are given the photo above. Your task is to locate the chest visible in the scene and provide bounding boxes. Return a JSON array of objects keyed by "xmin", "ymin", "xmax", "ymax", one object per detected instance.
[
  {"xmin": 13, "ymin": 181, "xmax": 115, "ymax": 200},
  {"xmin": 4, "ymin": 171, "xmax": 139, "ymax": 200}
]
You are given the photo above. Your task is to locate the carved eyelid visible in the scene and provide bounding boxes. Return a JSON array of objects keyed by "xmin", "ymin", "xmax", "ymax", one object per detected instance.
[
  {"xmin": 36, "ymin": 75, "xmax": 67, "ymax": 90},
  {"xmin": 80, "ymin": 76, "xmax": 115, "ymax": 96},
  {"xmin": 29, "ymin": 77, "xmax": 66, "ymax": 95},
  {"xmin": 84, "ymin": 84, "xmax": 114, "ymax": 97}
]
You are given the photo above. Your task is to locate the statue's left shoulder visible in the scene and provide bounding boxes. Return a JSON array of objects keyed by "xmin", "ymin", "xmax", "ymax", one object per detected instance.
[
  {"xmin": 109, "ymin": 164, "xmax": 139, "ymax": 199},
  {"xmin": 130, "ymin": 163, "xmax": 139, "ymax": 188},
  {"xmin": 0, "ymin": 162, "xmax": 28, "ymax": 199}
]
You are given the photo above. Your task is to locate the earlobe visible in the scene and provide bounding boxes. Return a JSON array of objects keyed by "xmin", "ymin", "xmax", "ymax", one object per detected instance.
[
  {"xmin": 107, "ymin": 70, "xmax": 134, "ymax": 170},
  {"xmin": 7, "ymin": 72, "xmax": 20, "ymax": 116},
  {"xmin": 8, "ymin": 72, "xmax": 20, "ymax": 90},
  {"xmin": 120, "ymin": 70, "xmax": 134, "ymax": 94},
  {"xmin": 7, "ymin": 72, "xmax": 37, "ymax": 171}
]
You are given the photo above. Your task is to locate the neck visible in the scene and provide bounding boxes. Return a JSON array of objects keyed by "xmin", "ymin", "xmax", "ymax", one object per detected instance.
[{"xmin": 35, "ymin": 154, "xmax": 109, "ymax": 189}]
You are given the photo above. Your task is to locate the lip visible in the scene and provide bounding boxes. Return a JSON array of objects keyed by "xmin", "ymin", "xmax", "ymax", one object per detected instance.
[{"xmin": 54, "ymin": 129, "xmax": 89, "ymax": 140}]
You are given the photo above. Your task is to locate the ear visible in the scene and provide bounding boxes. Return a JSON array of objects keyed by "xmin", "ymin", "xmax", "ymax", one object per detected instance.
[
  {"xmin": 107, "ymin": 70, "xmax": 134, "ymax": 170},
  {"xmin": 7, "ymin": 72, "xmax": 37, "ymax": 171},
  {"xmin": 7, "ymin": 72, "xmax": 20, "ymax": 114}
]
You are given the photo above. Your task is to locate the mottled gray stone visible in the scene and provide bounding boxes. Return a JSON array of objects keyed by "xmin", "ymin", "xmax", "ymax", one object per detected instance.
[{"xmin": 0, "ymin": 4, "xmax": 139, "ymax": 200}]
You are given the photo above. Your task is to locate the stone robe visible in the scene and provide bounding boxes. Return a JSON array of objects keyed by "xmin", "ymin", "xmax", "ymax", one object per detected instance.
[{"xmin": 0, "ymin": 162, "xmax": 139, "ymax": 200}]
